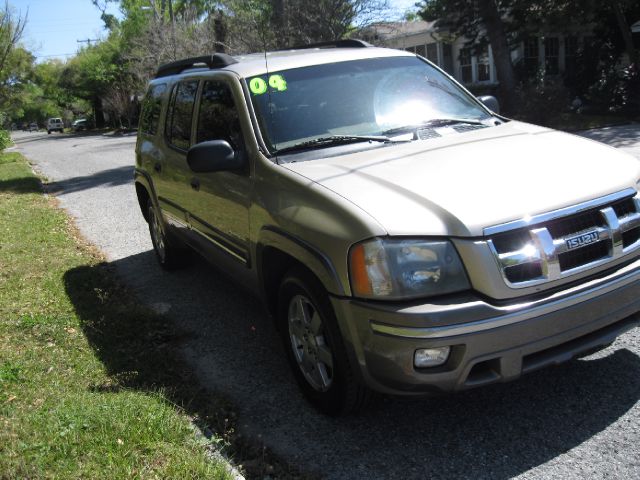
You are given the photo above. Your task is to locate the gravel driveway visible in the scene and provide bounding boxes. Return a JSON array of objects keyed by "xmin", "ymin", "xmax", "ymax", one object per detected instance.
[{"xmin": 11, "ymin": 126, "xmax": 640, "ymax": 479}]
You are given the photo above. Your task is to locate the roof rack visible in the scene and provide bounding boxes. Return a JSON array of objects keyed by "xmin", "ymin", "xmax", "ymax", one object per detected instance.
[
  {"xmin": 155, "ymin": 53, "xmax": 238, "ymax": 78},
  {"xmin": 283, "ymin": 39, "xmax": 372, "ymax": 51}
]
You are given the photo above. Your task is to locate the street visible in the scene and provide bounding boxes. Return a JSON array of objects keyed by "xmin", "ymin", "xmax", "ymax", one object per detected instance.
[{"xmin": 10, "ymin": 127, "xmax": 640, "ymax": 479}]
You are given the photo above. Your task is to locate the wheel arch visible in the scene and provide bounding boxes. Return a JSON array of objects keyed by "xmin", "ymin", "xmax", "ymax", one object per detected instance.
[
  {"xmin": 257, "ymin": 227, "xmax": 347, "ymax": 320},
  {"xmin": 134, "ymin": 168, "xmax": 157, "ymax": 223}
]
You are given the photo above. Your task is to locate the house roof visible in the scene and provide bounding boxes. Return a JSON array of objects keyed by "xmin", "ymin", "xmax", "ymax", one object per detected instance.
[{"xmin": 365, "ymin": 20, "xmax": 438, "ymax": 40}]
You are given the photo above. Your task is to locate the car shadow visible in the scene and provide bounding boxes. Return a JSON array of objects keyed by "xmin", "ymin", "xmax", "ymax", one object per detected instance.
[
  {"xmin": 44, "ymin": 165, "xmax": 134, "ymax": 195},
  {"xmin": 0, "ymin": 175, "xmax": 42, "ymax": 194},
  {"xmin": 63, "ymin": 249, "xmax": 640, "ymax": 479},
  {"xmin": 11, "ymin": 130, "xmax": 136, "ymax": 147}
]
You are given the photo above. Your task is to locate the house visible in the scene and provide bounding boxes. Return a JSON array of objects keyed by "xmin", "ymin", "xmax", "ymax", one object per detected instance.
[{"xmin": 362, "ymin": 21, "xmax": 591, "ymax": 88}]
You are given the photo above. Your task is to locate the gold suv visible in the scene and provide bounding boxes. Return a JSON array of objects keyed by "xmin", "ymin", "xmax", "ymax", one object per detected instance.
[{"xmin": 135, "ymin": 41, "xmax": 640, "ymax": 414}]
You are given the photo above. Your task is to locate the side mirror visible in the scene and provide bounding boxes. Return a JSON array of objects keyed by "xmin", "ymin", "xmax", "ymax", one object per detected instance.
[
  {"xmin": 478, "ymin": 95, "xmax": 500, "ymax": 114},
  {"xmin": 187, "ymin": 140, "xmax": 243, "ymax": 173}
]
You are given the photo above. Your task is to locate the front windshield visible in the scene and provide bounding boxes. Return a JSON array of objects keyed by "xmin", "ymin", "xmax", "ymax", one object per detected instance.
[{"xmin": 246, "ymin": 56, "xmax": 492, "ymax": 153}]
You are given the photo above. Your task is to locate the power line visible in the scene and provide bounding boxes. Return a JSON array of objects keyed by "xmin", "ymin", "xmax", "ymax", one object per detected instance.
[{"xmin": 35, "ymin": 53, "xmax": 76, "ymax": 58}]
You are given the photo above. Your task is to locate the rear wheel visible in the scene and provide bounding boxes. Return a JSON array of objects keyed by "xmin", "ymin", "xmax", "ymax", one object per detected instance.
[
  {"xmin": 147, "ymin": 199, "xmax": 190, "ymax": 270},
  {"xmin": 278, "ymin": 267, "xmax": 371, "ymax": 415}
]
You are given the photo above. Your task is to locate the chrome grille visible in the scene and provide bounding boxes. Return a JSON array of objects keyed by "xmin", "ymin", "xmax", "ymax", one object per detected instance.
[{"xmin": 488, "ymin": 192, "xmax": 640, "ymax": 288}]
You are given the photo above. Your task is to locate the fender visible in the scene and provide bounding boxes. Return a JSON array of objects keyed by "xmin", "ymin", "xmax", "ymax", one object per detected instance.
[
  {"xmin": 257, "ymin": 226, "xmax": 347, "ymax": 297},
  {"xmin": 134, "ymin": 167, "xmax": 160, "ymax": 218}
]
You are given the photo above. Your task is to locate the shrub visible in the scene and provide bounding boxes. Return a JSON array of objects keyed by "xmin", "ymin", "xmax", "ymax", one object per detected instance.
[
  {"xmin": 0, "ymin": 129, "xmax": 11, "ymax": 152},
  {"xmin": 511, "ymin": 68, "xmax": 571, "ymax": 125}
]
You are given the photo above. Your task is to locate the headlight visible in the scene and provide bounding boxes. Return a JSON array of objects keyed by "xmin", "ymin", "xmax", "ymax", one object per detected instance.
[{"xmin": 349, "ymin": 238, "xmax": 470, "ymax": 300}]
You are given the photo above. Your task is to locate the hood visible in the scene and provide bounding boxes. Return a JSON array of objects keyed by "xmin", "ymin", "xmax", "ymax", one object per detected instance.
[{"xmin": 282, "ymin": 121, "xmax": 640, "ymax": 237}]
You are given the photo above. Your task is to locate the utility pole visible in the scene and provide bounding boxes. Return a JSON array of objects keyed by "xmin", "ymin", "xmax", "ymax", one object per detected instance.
[{"xmin": 77, "ymin": 38, "xmax": 100, "ymax": 47}]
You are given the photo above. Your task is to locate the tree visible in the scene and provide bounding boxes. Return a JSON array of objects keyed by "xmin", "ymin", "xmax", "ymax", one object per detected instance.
[
  {"xmin": 418, "ymin": 0, "xmax": 640, "ymax": 113},
  {"xmin": 57, "ymin": 0, "xmax": 394, "ymax": 129},
  {"xmin": 61, "ymin": 37, "xmax": 127, "ymax": 127},
  {"xmin": 0, "ymin": 0, "xmax": 29, "ymax": 113},
  {"xmin": 267, "ymin": 0, "xmax": 391, "ymax": 48},
  {"xmin": 610, "ymin": 0, "xmax": 638, "ymax": 67},
  {"xmin": 0, "ymin": 0, "xmax": 27, "ymax": 76},
  {"xmin": 418, "ymin": 0, "xmax": 518, "ymax": 111},
  {"xmin": 103, "ymin": 84, "xmax": 137, "ymax": 128}
]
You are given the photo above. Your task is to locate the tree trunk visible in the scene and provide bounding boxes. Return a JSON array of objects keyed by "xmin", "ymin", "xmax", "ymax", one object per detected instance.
[
  {"xmin": 160, "ymin": 0, "xmax": 166, "ymax": 23},
  {"xmin": 611, "ymin": 0, "xmax": 638, "ymax": 66},
  {"xmin": 272, "ymin": 0, "xmax": 288, "ymax": 48},
  {"xmin": 214, "ymin": 10, "xmax": 227, "ymax": 53},
  {"xmin": 477, "ymin": 0, "xmax": 517, "ymax": 113},
  {"xmin": 93, "ymin": 96, "xmax": 105, "ymax": 128}
]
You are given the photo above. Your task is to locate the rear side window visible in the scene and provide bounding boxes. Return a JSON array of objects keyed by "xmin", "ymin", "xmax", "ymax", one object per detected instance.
[
  {"xmin": 139, "ymin": 83, "xmax": 166, "ymax": 135},
  {"xmin": 165, "ymin": 80, "xmax": 198, "ymax": 150}
]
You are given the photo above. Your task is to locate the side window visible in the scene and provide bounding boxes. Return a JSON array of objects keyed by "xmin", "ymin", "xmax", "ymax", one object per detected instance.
[
  {"xmin": 139, "ymin": 83, "xmax": 166, "ymax": 135},
  {"xmin": 166, "ymin": 80, "xmax": 198, "ymax": 151},
  {"xmin": 196, "ymin": 80, "xmax": 244, "ymax": 151},
  {"xmin": 164, "ymin": 85, "xmax": 177, "ymax": 141}
]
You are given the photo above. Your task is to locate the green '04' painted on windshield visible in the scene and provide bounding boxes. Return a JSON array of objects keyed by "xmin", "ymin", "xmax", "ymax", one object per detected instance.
[{"xmin": 249, "ymin": 74, "xmax": 287, "ymax": 95}]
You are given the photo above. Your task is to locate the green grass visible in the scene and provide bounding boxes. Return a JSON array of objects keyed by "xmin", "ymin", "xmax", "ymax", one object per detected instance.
[{"xmin": 0, "ymin": 152, "xmax": 232, "ymax": 479}]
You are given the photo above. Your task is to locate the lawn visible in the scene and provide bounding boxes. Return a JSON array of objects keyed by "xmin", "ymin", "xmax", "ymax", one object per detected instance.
[{"xmin": 0, "ymin": 151, "xmax": 233, "ymax": 479}]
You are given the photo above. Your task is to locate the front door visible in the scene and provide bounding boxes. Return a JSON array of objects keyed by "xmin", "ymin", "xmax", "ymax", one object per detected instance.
[{"xmin": 185, "ymin": 78, "xmax": 251, "ymax": 266}]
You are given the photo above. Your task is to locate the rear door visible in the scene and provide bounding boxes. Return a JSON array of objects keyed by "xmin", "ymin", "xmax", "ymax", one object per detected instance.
[
  {"xmin": 136, "ymin": 82, "xmax": 168, "ymax": 201},
  {"xmin": 154, "ymin": 79, "xmax": 199, "ymax": 231}
]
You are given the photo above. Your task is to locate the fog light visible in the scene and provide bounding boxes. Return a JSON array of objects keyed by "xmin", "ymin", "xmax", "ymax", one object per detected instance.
[{"xmin": 414, "ymin": 347, "xmax": 450, "ymax": 368}]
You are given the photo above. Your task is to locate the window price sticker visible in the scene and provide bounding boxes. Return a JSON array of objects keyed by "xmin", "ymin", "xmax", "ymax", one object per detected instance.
[{"xmin": 249, "ymin": 74, "xmax": 287, "ymax": 95}]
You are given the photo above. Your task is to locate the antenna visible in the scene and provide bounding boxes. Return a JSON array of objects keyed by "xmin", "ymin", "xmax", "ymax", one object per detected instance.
[{"xmin": 261, "ymin": 33, "xmax": 279, "ymax": 165}]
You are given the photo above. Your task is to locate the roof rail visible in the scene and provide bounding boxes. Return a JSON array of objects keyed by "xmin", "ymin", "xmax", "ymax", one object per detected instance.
[
  {"xmin": 284, "ymin": 39, "xmax": 372, "ymax": 50},
  {"xmin": 155, "ymin": 53, "xmax": 238, "ymax": 78}
]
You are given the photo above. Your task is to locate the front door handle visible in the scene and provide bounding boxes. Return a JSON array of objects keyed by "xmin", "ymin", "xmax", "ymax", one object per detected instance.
[
  {"xmin": 154, "ymin": 162, "xmax": 161, "ymax": 173},
  {"xmin": 190, "ymin": 178, "xmax": 200, "ymax": 191}
]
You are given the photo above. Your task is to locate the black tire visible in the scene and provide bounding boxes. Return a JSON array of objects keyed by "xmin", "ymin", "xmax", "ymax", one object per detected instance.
[
  {"xmin": 47, "ymin": 130, "xmax": 51, "ymax": 134},
  {"xmin": 147, "ymin": 199, "xmax": 190, "ymax": 271},
  {"xmin": 278, "ymin": 267, "xmax": 371, "ymax": 415}
]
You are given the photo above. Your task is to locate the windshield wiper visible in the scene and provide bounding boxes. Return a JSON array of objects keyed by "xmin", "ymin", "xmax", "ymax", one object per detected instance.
[
  {"xmin": 382, "ymin": 118, "xmax": 488, "ymax": 136},
  {"xmin": 274, "ymin": 135, "xmax": 406, "ymax": 155}
]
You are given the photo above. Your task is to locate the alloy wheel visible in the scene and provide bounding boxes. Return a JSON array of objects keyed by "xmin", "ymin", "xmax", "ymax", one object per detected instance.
[{"xmin": 288, "ymin": 294, "xmax": 334, "ymax": 392}]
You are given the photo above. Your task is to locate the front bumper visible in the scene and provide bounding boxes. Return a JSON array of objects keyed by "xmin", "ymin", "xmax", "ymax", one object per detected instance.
[{"xmin": 330, "ymin": 258, "xmax": 640, "ymax": 395}]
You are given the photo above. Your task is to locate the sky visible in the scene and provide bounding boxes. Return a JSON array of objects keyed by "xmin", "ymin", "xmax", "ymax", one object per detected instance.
[
  {"xmin": 13, "ymin": 0, "xmax": 420, "ymax": 62},
  {"xmin": 13, "ymin": 0, "xmax": 121, "ymax": 61}
]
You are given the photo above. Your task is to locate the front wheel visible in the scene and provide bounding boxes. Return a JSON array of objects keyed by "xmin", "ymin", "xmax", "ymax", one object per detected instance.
[
  {"xmin": 278, "ymin": 268, "xmax": 371, "ymax": 415},
  {"xmin": 147, "ymin": 199, "xmax": 190, "ymax": 270}
]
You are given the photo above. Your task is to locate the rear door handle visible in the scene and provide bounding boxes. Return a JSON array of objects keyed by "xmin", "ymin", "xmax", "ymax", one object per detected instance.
[
  {"xmin": 153, "ymin": 162, "xmax": 161, "ymax": 173},
  {"xmin": 190, "ymin": 178, "xmax": 200, "ymax": 191}
]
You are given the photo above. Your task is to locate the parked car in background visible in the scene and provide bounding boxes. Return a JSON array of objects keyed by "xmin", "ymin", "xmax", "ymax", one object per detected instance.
[
  {"xmin": 28, "ymin": 123, "xmax": 38, "ymax": 132},
  {"xmin": 72, "ymin": 119, "xmax": 88, "ymax": 131},
  {"xmin": 46, "ymin": 117, "xmax": 64, "ymax": 134},
  {"xmin": 135, "ymin": 42, "xmax": 640, "ymax": 415}
]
